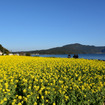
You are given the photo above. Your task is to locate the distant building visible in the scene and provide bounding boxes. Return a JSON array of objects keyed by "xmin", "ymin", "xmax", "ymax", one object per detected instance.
[
  {"xmin": 14, "ymin": 53, "xmax": 19, "ymax": 56},
  {"xmin": 35, "ymin": 53, "xmax": 39, "ymax": 55},
  {"xmin": 19, "ymin": 52, "xmax": 26, "ymax": 56},
  {"xmin": 9, "ymin": 53, "xmax": 13, "ymax": 56},
  {"xmin": 0, "ymin": 51, "xmax": 3, "ymax": 55}
]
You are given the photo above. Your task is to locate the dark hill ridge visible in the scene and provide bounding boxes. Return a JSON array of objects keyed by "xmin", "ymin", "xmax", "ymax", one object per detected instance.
[
  {"xmin": 23, "ymin": 43, "xmax": 105, "ymax": 54},
  {"xmin": 0, "ymin": 44, "xmax": 10, "ymax": 54}
]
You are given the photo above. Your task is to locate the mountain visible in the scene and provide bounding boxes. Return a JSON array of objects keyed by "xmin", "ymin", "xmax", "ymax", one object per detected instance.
[
  {"xmin": 15, "ymin": 43, "xmax": 105, "ymax": 54},
  {"xmin": 0, "ymin": 44, "xmax": 10, "ymax": 54}
]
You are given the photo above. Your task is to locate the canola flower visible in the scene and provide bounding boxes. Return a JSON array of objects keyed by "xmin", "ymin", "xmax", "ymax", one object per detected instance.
[{"xmin": 0, "ymin": 56, "xmax": 105, "ymax": 105}]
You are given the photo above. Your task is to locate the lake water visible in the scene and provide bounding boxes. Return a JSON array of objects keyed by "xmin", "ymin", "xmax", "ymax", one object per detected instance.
[{"xmin": 32, "ymin": 54, "xmax": 105, "ymax": 60}]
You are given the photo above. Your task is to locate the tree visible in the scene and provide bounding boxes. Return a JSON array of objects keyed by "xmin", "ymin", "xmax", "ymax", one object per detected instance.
[
  {"xmin": 73, "ymin": 54, "xmax": 78, "ymax": 58},
  {"xmin": 26, "ymin": 53, "xmax": 31, "ymax": 56}
]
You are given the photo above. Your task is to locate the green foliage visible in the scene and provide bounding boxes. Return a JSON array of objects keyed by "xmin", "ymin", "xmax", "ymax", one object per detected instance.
[
  {"xmin": 26, "ymin": 53, "xmax": 31, "ymax": 56},
  {"xmin": 0, "ymin": 44, "xmax": 10, "ymax": 54}
]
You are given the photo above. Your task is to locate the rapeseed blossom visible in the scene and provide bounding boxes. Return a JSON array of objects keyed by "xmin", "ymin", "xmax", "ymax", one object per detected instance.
[{"xmin": 0, "ymin": 56, "xmax": 105, "ymax": 104}]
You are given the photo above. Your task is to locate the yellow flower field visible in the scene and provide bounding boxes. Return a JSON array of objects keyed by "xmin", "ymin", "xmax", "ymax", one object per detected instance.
[{"xmin": 0, "ymin": 56, "xmax": 105, "ymax": 105}]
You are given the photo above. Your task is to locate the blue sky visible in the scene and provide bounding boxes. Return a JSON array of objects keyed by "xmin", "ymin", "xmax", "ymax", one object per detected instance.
[{"xmin": 0, "ymin": 0, "xmax": 105, "ymax": 51}]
